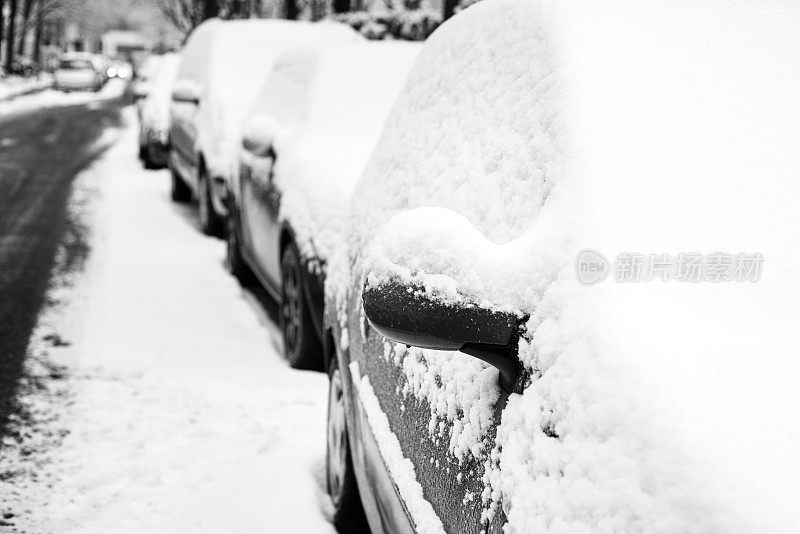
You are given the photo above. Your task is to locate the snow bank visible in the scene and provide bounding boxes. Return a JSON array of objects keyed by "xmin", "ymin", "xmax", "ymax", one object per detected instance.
[
  {"xmin": 176, "ymin": 18, "xmax": 360, "ymax": 182},
  {"xmin": 1, "ymin": 109, "xmax": 337, "ymax": 533},
  {"xmin": 331, "ymin": 0, "xmax": 800, "ymax": 531},
  {"xmin": 269, "ymin": 41, "xmax": 421, "ymax": 262},
  {"xmin": 0, "ymin": 74, "xmax": 52, "ymax": 101},
  {"xmin": 0, "ymin": 78, "xmax": 127, "ymax": 119},
  {"xmin": 140, "ymin": 52, "xmax": 181, "ymax": 144}
]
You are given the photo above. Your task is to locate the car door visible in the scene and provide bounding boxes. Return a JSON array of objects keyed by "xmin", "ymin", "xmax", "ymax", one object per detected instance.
[
  {"xmin": 240, "ymin": 152, "xmax": 282, "ymax": 291},
  {"xmin": 343, "ymin": 274, "xmax": 508, "ymax": 534}
]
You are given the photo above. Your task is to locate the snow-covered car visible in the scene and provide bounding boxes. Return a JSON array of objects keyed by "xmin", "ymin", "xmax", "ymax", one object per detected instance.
[
  {"xmin": 138, "ymin": 52, "xmax": 181, "ymax": 169},
  {"xmin": 131, "ymin": 55, "xmax": 162, "ymax": 102},
  {"xmin": 322, "ymin": 0, "xmax": 800, "ymax": 533},
  {"xmin": 168, "ymin": 18, "xmax": 360, "ymax": 236},
  {"xmin": 226, "ymin": 42, "xmax": 420, "ymax": 370},
  {"xmin": 53, "ymin": 53, "xmax": 105, "ymax": 92}
]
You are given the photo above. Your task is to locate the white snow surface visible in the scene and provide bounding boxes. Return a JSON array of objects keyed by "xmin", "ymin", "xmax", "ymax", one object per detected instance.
[
  {"xmin": 140, "ymin": 52, "xmax": 181, "ymax": 144},
  {"xmin": 1, "ymin": 109, "xmax": 337, "ymax": 533},
  {"xmin": 268, "ymin": 41, "xmax": 421, "ymax": 262},
  {"xmin": 0, "ymin": 78, "xmax": 127, "ymax": 119},
  {"xmin": 0, "ymin": 74, "xmax": 52, "ymax": 101},
  {"xmin": 175, "ymin": 18, "xmax": 360, "ymax": 182},
  {"xmin": 331, "ymin": 0, "xmax": 800, "ymax": 532}
]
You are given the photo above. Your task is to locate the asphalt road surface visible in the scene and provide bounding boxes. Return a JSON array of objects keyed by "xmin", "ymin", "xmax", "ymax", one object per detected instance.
[{"xmin": 0, "ymin": 91, "xmax": 127, "ymax": 438}]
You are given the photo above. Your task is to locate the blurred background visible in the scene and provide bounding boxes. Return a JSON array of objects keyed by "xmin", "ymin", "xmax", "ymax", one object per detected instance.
[{"xmin": 0, "ymin": 0, "xmax": 479, "ymax": 78}]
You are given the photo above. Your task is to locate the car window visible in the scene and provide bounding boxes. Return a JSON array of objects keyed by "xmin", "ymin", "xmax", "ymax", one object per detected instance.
[{"xmin": 250, "ymin": 49, "xmax": 319, "ymax": 129}]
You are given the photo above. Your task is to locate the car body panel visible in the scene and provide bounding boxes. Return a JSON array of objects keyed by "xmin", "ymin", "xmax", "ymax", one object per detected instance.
[
  {"xmin": 336, "ymin": 282, "xmax": 506, "ymax": 534},
  {"xmin": 168, "ymin": 100, "xmax": 200, "ymax": 194},
  {"xmin": 234, "ymin": 163, "xmax": 326, "ymax": 341},
  {"xmin": 239, "ymin": 159, "xmax": 282, "ymax": 285},
  {"xmin": 326, "ymin": 306, "xmax": 418, "ymax": 534}
]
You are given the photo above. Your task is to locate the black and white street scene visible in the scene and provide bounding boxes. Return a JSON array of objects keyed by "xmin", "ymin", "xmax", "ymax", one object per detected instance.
[{"xmin": 0, "ymin": 0, "xmax": 799, "ymax": 532}]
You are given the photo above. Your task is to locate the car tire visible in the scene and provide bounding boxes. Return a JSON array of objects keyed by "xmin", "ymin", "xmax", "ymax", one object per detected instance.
[
  {"xmin": 326, "ymin": 357, "xmax": 370, "ymax": 534},
  {"xmin": 198, "ymin": 168, "xmax": 223, "ymax": 237},
  {"xmin": 170, "ymin": 160, "xmax": 191, "ymax": 203},
  {"xmin": 140, "ymin": 144, "xmax": 156, "ymax": 169},
  {"xmin": 225, "ymin": 212, "xmax": 254, "ymax": 285},
  {"xmin": 280, "ymin": 241, "xmax": 322, "ymax": 369},
  {"xmin": 143, "ymin": 153, "xmax": 156, "ymax": 170}
]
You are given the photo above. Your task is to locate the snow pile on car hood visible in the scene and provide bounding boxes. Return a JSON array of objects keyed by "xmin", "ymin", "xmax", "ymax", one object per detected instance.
[
  {"xmin": 141, "ymin": 53, "xmax": 181, "ymax": 143},
  {"xmin": 336, "ymin": 0, "xmax": 800, "ymax": 532},
  {"xmin": 271, "ymin": 41, "xmax": 421, "ymax": 263}
]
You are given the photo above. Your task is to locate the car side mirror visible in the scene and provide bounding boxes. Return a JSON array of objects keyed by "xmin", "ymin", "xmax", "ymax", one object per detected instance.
[
  {"xmin": 171, "ymin": 81, "xmax": 200, "ymax": 105},
  {"xmin": 362, "ymin": 277, "xmax": 523, "ymax": 393},
  {"xmin": 241, "ymin": 114, "xmax": 279, "ymax": 158},
  {"xmin": 131, "ymin": 82, "xmax": 150, "ymax": 101}
]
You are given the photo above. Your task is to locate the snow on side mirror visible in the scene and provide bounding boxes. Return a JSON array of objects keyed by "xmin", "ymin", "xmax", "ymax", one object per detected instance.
[
  {"xmin": 241, "ymin": 114, "xmax": 279, "ymax": 158},
  {"xmin": 171, "ymin": 80, "xmax": 201, "ymax": 105},
  {"xmin": 131, "ymin": 82, "xmax": 150, "ymax": 101},
  {"xmin": 362, "ymin": 277, "xmax": 522, "ymax": 394}
]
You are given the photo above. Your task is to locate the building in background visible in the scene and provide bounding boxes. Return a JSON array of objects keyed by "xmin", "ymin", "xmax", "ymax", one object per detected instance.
[{"xmin": 101, "ymin": 30, "xmax": 148, "ymax": 57}]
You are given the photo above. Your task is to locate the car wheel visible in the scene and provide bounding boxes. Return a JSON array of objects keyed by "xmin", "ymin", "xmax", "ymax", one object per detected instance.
[
  {"xmin": 143, "ymin": 152, "xmax": 156, "ymax": 170},
  {"xmin": 141, "ymin": 144, "xmax": 157, "ymax": 169},
  {"xmin": 198, "ymin": 169, "xmax": 223, "ymax": 237},
  {"xmin": 327, "ymin": 357, "xmax": 369, "ymax": 533},
  {"xmin": 170, "ymin": 159, "xmax": 191, "ymax": 203},
  {"xmin": 280, "ymin": 241, "xmax": 321, "ymax": 369},
  {"xmin": 225, "ymin": 212, "xmax": 254, "ymax": 285}
]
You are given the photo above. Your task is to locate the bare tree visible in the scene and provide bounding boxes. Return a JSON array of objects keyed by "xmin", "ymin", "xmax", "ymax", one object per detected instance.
[
  {"xmin": 284, "ymin": 0, "xmax": 297, "ymax": 19},
  {"xmin": 34, "ymin": 0, "xmax": 44, "ymax": 63},
  {"xmin": 159, "ymin": 0, "xmax": 225, "ymax": 37},
  {"xmin": 159, "ymin": 0, "xmax": 202, "ymax": 36},
  {"xmin": 5, "ymin": 0, "xmax": 19, "ymax": 71},
  {"xmin": 0, "ymin": 0, "xmax": 6, "ymax": 69},
  {"xmin": 17, "ymin": 0, "xmax": 35, "ymax": 55}
]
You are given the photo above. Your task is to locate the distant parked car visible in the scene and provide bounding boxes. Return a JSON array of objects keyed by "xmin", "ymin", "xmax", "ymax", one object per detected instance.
[
  {"xmin": 168, "ymin": 19, "xmax": 360, "ymax": 237},
  {"xmin": 226, "ymin": 42, "xmax": 419, "ymax": 370},
  {"xmin": 53, "ymin": 53, "xmax": 105, "ymax": 92},
  {"xmin": 138, "ymin": 53, "xmax": 181, "ymax": 169}
]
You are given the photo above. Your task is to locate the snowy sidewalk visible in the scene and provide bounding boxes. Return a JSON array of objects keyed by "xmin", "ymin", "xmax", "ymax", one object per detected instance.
[{"xmin": 1, "ymin": 108, "xmax": 336, "ymax": 533}]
